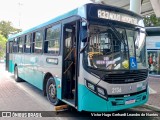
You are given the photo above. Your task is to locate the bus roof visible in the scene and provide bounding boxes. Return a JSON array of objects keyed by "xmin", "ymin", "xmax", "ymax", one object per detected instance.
[{"xmin": 8, "ymin": 3, "xmax": 142, "ymax": 41}]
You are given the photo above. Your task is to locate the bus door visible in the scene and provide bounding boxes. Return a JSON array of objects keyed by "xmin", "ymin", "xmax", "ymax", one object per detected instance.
[
  {"xmin": 6, "ymin": 42, "xmax": 9, "ymax": 71},
  {"xmin": 62, "ymin": 20, "xmax": 80, "ymax": 106}
]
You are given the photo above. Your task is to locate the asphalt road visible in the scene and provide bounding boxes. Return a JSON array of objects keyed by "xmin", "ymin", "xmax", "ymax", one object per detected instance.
[{"xmin": 0, "ymin": 62, "xmax": 159, "ymax": 120}]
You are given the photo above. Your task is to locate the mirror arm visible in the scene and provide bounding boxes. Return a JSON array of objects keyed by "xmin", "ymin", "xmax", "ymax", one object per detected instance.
[
  {"xmin": 80, "ymin": 42, "xmax": 89, "ymax": 53},
  {"xmin": 80, "ymin": 17, "xmax": 89, "ymax": 53}
]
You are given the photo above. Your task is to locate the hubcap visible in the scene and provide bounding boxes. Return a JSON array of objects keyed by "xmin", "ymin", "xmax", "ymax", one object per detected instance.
[{"xmin": 48, "ymin": 84, "xmax": 56, "ymax": 99}]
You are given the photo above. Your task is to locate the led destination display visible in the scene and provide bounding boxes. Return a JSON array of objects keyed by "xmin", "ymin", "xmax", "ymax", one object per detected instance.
[{"xmin": 97, "ymin": 9, "xmax": 138, "ymax": 25}]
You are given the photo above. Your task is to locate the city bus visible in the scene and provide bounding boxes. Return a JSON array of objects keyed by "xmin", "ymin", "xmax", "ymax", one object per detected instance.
[{"xmin": 6, "ymin": 3, "xmax": 148, "ymax": 112}]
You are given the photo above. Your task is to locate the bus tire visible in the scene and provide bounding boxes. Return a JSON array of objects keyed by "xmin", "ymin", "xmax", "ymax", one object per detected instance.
[
  {"xmin": 14, "ymin": 66, "xmax": 22, "ymax": 82},
  {"xmin": 46, "ymin": 77, "xmax": 60, "ymax": 106}
]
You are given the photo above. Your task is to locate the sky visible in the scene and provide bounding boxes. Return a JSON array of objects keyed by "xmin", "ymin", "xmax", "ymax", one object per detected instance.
[{"xmin": 0, "ymin": 0, "xmax": 92, "ymax": 30}]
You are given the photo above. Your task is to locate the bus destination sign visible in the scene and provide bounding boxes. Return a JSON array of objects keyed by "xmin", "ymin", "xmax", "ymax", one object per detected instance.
[{"xmin": 98, "ymin": 9, "xmax": 138, "ymax": 25}]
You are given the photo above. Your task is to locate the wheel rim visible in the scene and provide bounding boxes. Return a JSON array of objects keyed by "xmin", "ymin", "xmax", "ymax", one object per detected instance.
[{"xmin": 48, "ymin": 84, "xmax": 56, "ymax": 99}]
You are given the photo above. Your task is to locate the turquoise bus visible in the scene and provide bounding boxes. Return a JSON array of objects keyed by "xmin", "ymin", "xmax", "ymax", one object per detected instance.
[{"xmin": 6, "ymin": 3, "xmax": 148, "ymax": 112}]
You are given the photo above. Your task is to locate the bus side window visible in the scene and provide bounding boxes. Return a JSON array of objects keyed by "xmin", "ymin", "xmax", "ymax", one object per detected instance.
[
  {"xmin": 13, "ymin": 38, "xmax": 18, "ymax": 53},
  {"xmin": 34, "ymin": 31, "xmax": 43, "ymax": 54},
  {"xmin": 24, "ymin": 34, "xmax": 31, "ymax": 53},
  {"xmin": 9, "ymin": 41, "xmax": 13, "ymax": 53},
  {"xmin": 19, "ymin": 37, "xmax": 24, "ymax": 53},
  {"xmin": 44, "ymin": 24, "xmax": 61, "ymax": 55}
]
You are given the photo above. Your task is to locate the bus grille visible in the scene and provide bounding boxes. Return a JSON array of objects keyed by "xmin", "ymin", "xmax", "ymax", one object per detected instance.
[{"xmin": 104, "ymin": 70, "xmax": 148, "ymax": 84}]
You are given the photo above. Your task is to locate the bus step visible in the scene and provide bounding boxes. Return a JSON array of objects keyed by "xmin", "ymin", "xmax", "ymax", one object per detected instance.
[{"xmin": 54, "ymin": 105, "xmax": 68, "ymax": 111}]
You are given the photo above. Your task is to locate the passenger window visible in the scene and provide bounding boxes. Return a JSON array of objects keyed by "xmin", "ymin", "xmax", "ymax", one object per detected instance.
[
  {"xmin": 9, "ymin": 41, "xmax": 13, "ymax": 53},
  {"xmin": 18, "ymin": 37, "xmax": 24, "ymax": 53},
  {"xmin": 13, "ymin": 38, "xmax": 18, "ymax": 53},
  {"xmin": 44, "ymin": 24, "xmax": 61, "ymax": 54},
  {"xmin": 34, "ymin": 31, "xmax": 43, "ymax": 54},
  {"xmin": 24, "ymin": 34, "xmax": 31, "ymax": 53}
]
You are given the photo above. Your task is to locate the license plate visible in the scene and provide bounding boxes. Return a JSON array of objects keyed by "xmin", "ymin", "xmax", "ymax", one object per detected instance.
[{"xmin": 125, "ymin": 99, "xmax": 135, "ymax": 105}]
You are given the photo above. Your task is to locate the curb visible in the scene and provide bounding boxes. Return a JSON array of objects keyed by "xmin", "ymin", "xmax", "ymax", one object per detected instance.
[{"xmin": 142, "ymin": 104, "xmax": 160, "ymax": 111}]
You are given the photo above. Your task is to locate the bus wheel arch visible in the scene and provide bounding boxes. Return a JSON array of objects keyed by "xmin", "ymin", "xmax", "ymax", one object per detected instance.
[
  {"xmin": 43, "ymin": 73, "xmax": 53, "ymax": 96},
  {"xmin": 14, "ymin": 64, "xmax": 21, "ymax": 82}
]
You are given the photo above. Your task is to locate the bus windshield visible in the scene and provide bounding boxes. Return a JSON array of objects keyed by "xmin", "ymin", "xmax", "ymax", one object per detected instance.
[{"xmin": 85, "ymin": 24, "xmax": 146, "ymax": 70}]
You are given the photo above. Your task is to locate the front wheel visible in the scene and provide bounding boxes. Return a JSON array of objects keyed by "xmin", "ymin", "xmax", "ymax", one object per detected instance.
[
  {"xmin": 46, "ymin": 77, "xmax": 60, "ymax": 106},
  {"xmin": 14, "ymin": 66, "xmax": 22, "ymax": 82}
]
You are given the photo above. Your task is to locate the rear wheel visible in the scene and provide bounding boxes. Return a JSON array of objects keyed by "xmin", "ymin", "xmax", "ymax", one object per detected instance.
[
  {"xmin": 46, "ymin": 77, "xmax": 60, "ymax": 106},
  {"xmin": 14, "ymin": 66, "xmax": 22, "ymax": 82}
]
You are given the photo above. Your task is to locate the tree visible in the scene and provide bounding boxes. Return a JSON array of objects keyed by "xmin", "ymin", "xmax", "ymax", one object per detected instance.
[
  {"xmin": 0, "ymin": 34, "xmax": 7, "ymax": 58},
  {"xmin": 144, "ymin": 14, "xmax": 160, "ymax": 27},
  {"xmin": 0, "ymin": 20, "xmax": 21, "ymax": 38}
]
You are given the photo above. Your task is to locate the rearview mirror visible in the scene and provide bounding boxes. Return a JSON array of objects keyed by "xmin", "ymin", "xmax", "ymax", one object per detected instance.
[{"xmin": 81, "ymin": 26, "xmax": 88, "ymax": 42}]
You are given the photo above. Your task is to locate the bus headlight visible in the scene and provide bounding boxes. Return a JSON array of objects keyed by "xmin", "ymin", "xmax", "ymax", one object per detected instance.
[
  {"xmin": 85, "ymin": 79, "xmax": 107, "ymax": 99},
  {"xmin": 86, "ymin": 81, "xmax": 96, "ymax": 91}
]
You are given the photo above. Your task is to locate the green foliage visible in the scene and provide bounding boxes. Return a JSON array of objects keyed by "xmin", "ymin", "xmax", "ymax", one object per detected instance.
[
  {"xmin": 0, "ymin": 20, "xmax": 22, "ymax": 38},
  {"xmin": 144, "ymin": 14, "xmax": 160, "ymax": 27},
  {"xmin": 0, "ymin": 34, "xmax": 7, "ymax": 58}
]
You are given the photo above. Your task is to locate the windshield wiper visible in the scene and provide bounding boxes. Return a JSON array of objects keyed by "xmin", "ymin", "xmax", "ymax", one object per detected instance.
[{"xmin": 109, "ymin": 23, "xmax": 127, "ymax": 47}]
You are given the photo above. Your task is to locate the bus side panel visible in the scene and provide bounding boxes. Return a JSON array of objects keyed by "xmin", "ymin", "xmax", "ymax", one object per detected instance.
[
  {"xmin": 34, "ymin": 71, "xmax": 43, "ymax": 90},
  {"xmin": 24, "ymin": 54, "xmax": 34, "ymax": 85},
  {"xmin": 24, "ymin": 54, "xmax": 43, "ymax": 90},
  {"xmin": 33, "ymin": 55, "xmax": 44, "ymax": 90},
  {"xmin": 39, "ymin": 55, "xmax": 62, "ymax": 97},
  {"xmin": 14, "ymin": 54, "xmax": 25, "ymax": 79},
  {"xmin": 55, "ymin": 78, "xmax": 62, "ymax": 100},
  {"xmin": 9, "ymin": 54, "xmax": 14, "ymax": 73},
  {"xmin": 23, "ymin": 54, "xmax": 62, "ymax": 92},
  {"xmin": 23, "ymin": 54, "xmax": 42, "ymax": 88}
]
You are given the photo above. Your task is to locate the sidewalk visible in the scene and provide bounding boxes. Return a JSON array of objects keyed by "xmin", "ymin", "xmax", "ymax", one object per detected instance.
[
  {"xmin": 0, "ymin": 69, "xmax": 46, "ymax": 111},
  {"xmin": 0, "ymin": 80, "xmax": 44, "ymax": 111},
  {"xmin": 144, "ymin": 76, "xmax": 160, "ymax": 111}
]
